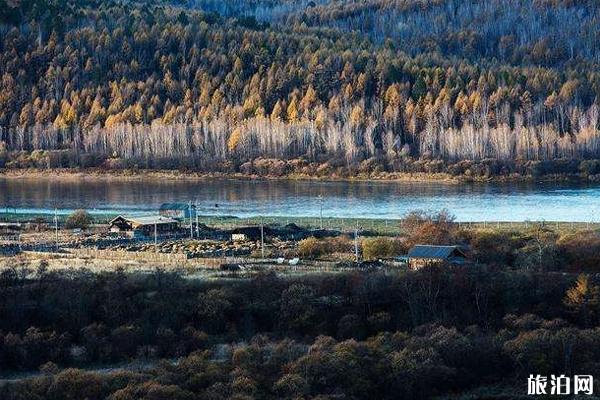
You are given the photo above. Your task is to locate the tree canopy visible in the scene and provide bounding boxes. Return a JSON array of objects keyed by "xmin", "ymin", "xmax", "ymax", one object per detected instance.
[{"xmin": 2, "ymin": 0, "xmax": 600, "ymax": 170}]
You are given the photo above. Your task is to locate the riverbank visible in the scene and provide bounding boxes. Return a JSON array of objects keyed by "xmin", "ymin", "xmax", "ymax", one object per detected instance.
[
  {"xmin": 0, "ymin": 167, "xmax": 593, "ymax": 184},
  {"xmin": 0, "ymin": 167, "xmax": 460, "ymax": 183}
]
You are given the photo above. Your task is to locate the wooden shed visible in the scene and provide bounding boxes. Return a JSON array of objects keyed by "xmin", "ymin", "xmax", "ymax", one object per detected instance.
[
  {"xmin": 229, "ymin": 226, "xmax": 273, "ymax": 241},
  {"xmin": 407, "ymin": 245, "xmax": 467, "ymax": 270},
  {"xmin": 0, "ymin": 222, "xmax": 22, "ymax": 233},
  {"xmin": 109, "ymin": 215, "xmax": 180, "ymax": 237}
]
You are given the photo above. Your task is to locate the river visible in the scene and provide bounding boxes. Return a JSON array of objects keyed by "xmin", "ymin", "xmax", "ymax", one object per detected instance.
[{"xmin": 0, "ymin": 176, "xmax": 598, "ymax": 222}]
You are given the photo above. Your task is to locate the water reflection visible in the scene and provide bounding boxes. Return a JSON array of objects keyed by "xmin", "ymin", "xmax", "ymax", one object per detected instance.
[{"xmin": 0, "ymin": 177, "xmax": 598, "ymax": 221}]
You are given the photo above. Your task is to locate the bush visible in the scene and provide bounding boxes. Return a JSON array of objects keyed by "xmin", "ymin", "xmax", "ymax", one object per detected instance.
[
  {"xmin": 557, "ymin": 231, "xmax": 600, "ymax": 273},
  {"xmin": 0, "ymin": 141, "xmax": 7, "ymax": 168},
  {"xmin": 298, "ymin": 237, "xmax": 322, "ymax": 258},
  {"xmin": 580, "ymin": 159, "xmax": 600, "ymax": 176},
  {"xmin": 469, "ymin": 229, "xmax": 522, "ymax": 266},
  {"xmin": 402, "ymin": 209, "xmax": 458, "ymax": 247},
  {"xmin": 297, "ymin": 236, "xmax": 351, "ymax": 258},
  {"xmin": 361, "ymin": 237, "xmax": 401, "ymax": 260},
  {"xmin": 65, "ymin": 210, "xmax": 92, "ymax": 230},
  {"xmin": 240, "ymin": 158, "xmax": 288, "ymax": 176},
  {"xmin": 525, "ymin": 160, "xmax": 544, "ymax": 177}
]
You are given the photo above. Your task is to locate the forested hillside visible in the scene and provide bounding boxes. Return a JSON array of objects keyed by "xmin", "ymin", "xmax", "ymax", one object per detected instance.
[{"xmin": 2, "ymin": 0, "xmax": 600, "ymax": 174}]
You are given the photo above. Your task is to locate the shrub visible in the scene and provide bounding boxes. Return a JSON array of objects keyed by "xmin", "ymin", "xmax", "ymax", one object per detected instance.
[
  {"xmin": 402, "ymin": 209, "xmax": 458, "ymax": 247},
  {"xmin": 361, "ymin": 237, "xmax": 401, "ymax": 260},
  {"xmin": 337, "ymin": 314, "xmax": 365, "ymax": 339},
  {"xmin": 30, "ymin": 150, "xmax": 50, "ymax": 168},
  {"xmin": 0, "ymin": 141, "xmax": 7, "ymax": 168},
  {"xmin": 557, "ymin": 231, "xmax": 600, "ymax": 273},
  {"xmin": 298, "ymin": 236, "xmax": 351, "ymax": 258},
  {"xmin": 251, "ymin": 158, "xmax": 288, "ymax": 176},
  {"xmin": 65, "ymin": 210, "xmax": 92, "ymax": 230},
  {"xmin": 469, "ymin": 229, "xmax": 521, "ymax": 266},
  {"xmin": 580, "ymin": 159, "xmax": 600, "ymax": 176},
  {"xmin": 279, "ymin": 284, "xmax": 317, "ymax": 332},
  {"xmin": 525, "ymin": 160, "xmax": 544, "ymax": 177},
  {"xmin": 273, "ymin": 373, "xmax": 309, "ymax": 397},
  {"xmin": 298, "ymin": 237, "xmax": 322, "ymax": 258}
]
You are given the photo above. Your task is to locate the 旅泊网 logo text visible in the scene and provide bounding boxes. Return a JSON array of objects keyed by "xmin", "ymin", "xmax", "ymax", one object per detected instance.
[{"xmin": 528, "ymin": 374, "xmax": 593, "ymax": 396}]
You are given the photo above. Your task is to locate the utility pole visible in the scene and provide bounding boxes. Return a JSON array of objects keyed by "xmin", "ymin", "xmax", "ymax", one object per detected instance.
[
  {"xmin": 189, "ymin": 201, "xmax": 193, "ymax": 239},
  {"xmin": 318, "ymin": 195, "xmax": 323, "ymax": 229},
  {"xmin": 354, "ymin": 222, "xmax": 359, "ymax": 263},
  {"xmin": 260, "ymin": 217, "xmax": 265, "ymax": 259},
  {"xmin": 53, "ymin": 208, "xmax": 59, "ymax": 251},
  {"xmin": 154, "ymin": 222, "xmax": 157, "ymax": 252},
  {"xmin": 195, "ymin": 203, "xmax": 199, "ymax": 237}
]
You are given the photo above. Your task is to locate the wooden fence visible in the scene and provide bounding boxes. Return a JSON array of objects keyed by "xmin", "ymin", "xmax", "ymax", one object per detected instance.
[
  {"xmin": 69, "ymin": 248, "xmax": 189, "ymax": 263},
  {"xmin": 66, "ymin": 248, "xmax": 231, "ymax": 268}
]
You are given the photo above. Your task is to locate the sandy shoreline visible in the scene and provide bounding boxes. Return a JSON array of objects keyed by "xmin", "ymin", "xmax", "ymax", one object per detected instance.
[
  {"xmin": 0, "ymin": 168, "xmax": 587, "ymax": 184},
  {"xmin": 0, "ymin": 168, "xmax": 462, "ymax": 183}
]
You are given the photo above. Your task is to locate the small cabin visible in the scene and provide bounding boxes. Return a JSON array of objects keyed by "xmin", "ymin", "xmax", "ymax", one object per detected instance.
[
  {"xmin": 0, "ymin": 222, "xmax": 22, "ymax": 234},
  {"xmin": 109, "ymin": 215, "xmax": 179, "ymax": 237},
  {"xmin": 231, "ymin": 233, "xmax": 248, "ymax": 241},
  {"xmin": 407, "ymin": 245, "xmax": 467, "ymax": 270},
  {"xmin": 229, "ymin": 226, "xmax": 272, "ymax": 241},
  {"xmin": 159, "ymin": 203, "xmax": 196, "ymax": 220}
]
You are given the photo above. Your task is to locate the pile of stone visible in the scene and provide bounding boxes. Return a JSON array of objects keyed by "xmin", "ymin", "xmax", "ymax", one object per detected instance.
[
  {"xmin": 108, "ymin": 239, "xmax": 260, "ymax": 258},
  {"xmin": 102, "ymin": 237, "xmax": 301, "ymax": 259}
]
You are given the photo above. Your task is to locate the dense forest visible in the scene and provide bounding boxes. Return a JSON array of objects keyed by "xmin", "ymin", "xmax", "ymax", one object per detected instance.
[{"xmin": 2, "ymin": 0, "xmax": 600, "ymax": 175}]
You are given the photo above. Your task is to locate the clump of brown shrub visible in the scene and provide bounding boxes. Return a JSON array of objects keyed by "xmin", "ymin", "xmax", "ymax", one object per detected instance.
[
  {"xmin": 401, "ymin": 209, "xmax": 459, "ymax": 248},
  {"xmin": 361, "ymin": 237, "xmax": 403, "ymax": 260},
  {"xmin": 297, "ymin": 236, "xmax": 352, "ymax": 259},
  {"xmin": 65, "ymin": 209, "xmax": 92, "ymax": 230}
]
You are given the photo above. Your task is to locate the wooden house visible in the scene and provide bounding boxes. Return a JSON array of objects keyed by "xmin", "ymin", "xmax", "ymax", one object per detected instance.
[
  {"xmin": 0, "ymin": 222, "xmax": 21, "ymax": 234},
  {"xmin": 109, "ymin": 215, "xmax": 179, "ymax": 237},
  {"xmin": 229, "ymin": 226, "xmax": 273, "ymax": 241},
  {"xmin": 231, "ymin": 233, "xmax": 248, "ymax": 241},
  {"xmin": 407, "ymin": 245, "xmax": 467, "ymax": 270}
]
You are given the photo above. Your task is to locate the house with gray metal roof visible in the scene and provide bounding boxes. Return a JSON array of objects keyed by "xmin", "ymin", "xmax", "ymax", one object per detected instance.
[{"xmin": 407, "ymin": 245, "xmax": 467, "ymax": 270}]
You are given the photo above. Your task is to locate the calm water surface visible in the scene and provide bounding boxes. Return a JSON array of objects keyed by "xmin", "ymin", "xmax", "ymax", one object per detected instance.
[{"xmin": 0, "ymin": 177, "xmax": 599, "ymax": 222}]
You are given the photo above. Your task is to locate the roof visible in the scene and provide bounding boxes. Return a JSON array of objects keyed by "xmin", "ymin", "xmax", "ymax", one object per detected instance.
[
  {"xmin": 229, "ymin": 226, "xmax": 273, "ymax": 239},
  {"xmin": 408, "ymin": 245, "xmax": 466, "ymax": 259},
  {"xmin": 159, "ymin": 203, "xmax": 196, "ymax": 210},
  {"xmin": 110, "ymin": 215, "xmax": 178, "ymax": 226},
  {"xmin": 0, "ymin": 222, "xmax": 22, "ymax": 228}
]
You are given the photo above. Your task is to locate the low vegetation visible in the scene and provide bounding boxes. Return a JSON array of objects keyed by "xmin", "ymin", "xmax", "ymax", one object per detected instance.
[
  {"xmin": 0, "ymin": 210, "xmax": 599, "ymax": 397},
  {"xmin": 361, "ymin": 237, "xmax": 402, "ymax": 260},
  {"xmin": 0, "ymin": 266, "xmax": 598, "ymax": 399},
  {"xmin": 64, "ymin": 209, "xmax": 92, "ymax": 230},
  {"xmin": 297, "ymin": 236, "xmax": 353, "ymax": 259},
  {"xmin": 292, "ymin": 210, "xmax": 600, "ymax": 273}
]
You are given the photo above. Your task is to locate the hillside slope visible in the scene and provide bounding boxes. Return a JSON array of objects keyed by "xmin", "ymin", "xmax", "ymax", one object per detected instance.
[{"xmin": 1, "ymin": 0, "xmax": 600, "ymax": 176}]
